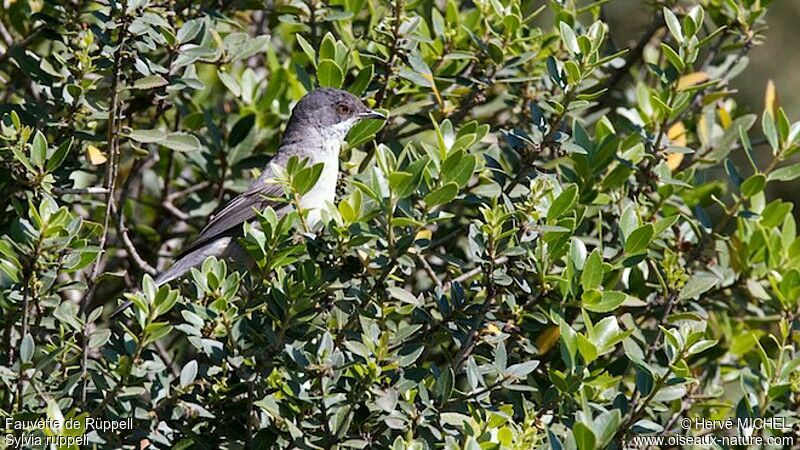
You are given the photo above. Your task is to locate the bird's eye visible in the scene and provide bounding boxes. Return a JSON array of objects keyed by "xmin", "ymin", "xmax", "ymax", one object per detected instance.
[{"xmin": 336, "ymin": 103, "xmax": 351, "ymax": 116}]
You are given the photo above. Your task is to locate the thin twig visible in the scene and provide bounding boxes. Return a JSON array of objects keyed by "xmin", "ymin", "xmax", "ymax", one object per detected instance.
[
  {"xmin": 80, "ymin": 5, "xmax": 129, "ymax": 406},
  {"xmin": 417, "ymin": 253, "xmax": 442, "ymax": 289},
  {"xmin": 161, "ymin": 199, "xmax": 190, "ymax": 221},
  {"xmin": 53, "ymin": 186, "xmax": 110, "ymax": 195},
  {"xmin": 374, "ymin": 0, "xmax": 404, "ymax": 107},
  {"xmin": 110, "ymin": 202, "xmax": 157, "ymax": 275},
  {"xmin": 167, "ymin": 180, "xmax": 211, "ymax": 201},
  {"xmin": 0, "ymin": 27, "xmax": 42, "ymax": 66},
  {"xmin": 443, "ymin": 256, "xmax": 508, "ymax": 292},
  {"xmin": 599, "ymin": 12, "xmax": 665, "ymax": 98},
  {"xmin": 449, "ymin": 251, "xmax": 498, "ymax": 374}
]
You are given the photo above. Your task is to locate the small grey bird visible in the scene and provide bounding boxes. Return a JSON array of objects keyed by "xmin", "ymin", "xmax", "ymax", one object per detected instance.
[{"xmin": 113, "ymin": 88, "xmax": 383, "ymax": 315}]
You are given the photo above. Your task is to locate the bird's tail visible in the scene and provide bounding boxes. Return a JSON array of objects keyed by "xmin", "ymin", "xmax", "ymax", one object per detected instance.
[{"xmin": 110, "ymin": 238, "xmax": 233, "ymax": 317}]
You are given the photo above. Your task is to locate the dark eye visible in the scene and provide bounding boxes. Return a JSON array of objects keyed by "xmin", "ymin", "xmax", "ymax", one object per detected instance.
[{"xmin": 336, "ymin": 103, "xmax": 352, "ymax": 116}]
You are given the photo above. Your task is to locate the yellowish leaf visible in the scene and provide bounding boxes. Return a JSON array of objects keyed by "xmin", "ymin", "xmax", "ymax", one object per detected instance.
[
  {"xmin": 697, "ymin": 114, "xmax": 710, "ymax": 148},
  {"xmin": 718, "ymin": 106, "xmax": 732, "ymax": 129},
  {"xmin": 666, "ymin": 153, "xmax": 684, "ymax": 171},
  {"xmin": 666, "ymin": 122, "xmax": 687, "ymax": 171},
  {"xmin": 677, "ymin": 71, "xmax": 709, "ymax": 91},
  {"xmin": 535, "ymin": 325, "xmax": 560, "ymax": 354},
  {"xmin": 667, "ymin": 122, "xmax": 687, "ymax": 146},
  {"xmin": 764, "ymin": 79, "xmax": 779, "ymax": 117},
  {"xmin": 415, "ymin": 229, "xmax": 432, "ymax": 241},
  {"xmin": 483, "ymin": 323, "xmax": 502, "ymax": 335},
  {"xmin": 86, "ymin": 145, "xmax": 107, "ymax": 165}
]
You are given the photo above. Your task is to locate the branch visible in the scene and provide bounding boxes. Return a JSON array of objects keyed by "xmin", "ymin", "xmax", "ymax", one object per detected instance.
[
  {"xmin": 449, "ymin": 253, "xmax": 498, "ymax": 374},
  {"xmin": 600, "ymin": 12, "xmax": 664, "ymax": 96},
  {"xmin": 80, "ymin": 6, "xmax": 130, "ymax": 406},
  {"xmin": 503, "ymin": 88, "xmax": 576, "ymax": 197},
  {"xmin": 110, "ymin": 202, "xmax": 157, "ymax": 275},
  {"xmin": 53, "ymin": 186, "xmax": 110, "ymax": 195},
  {"xmin": 417, "ymin": 253, "xmax": 442, "ymax": 289},
  {"xmin": 373, "ymin": 0, "xmax": 405, "ymax": 107},
  {"xmin": 0, "ymin": 27, "xmax": 42, "ymax": 67},
  {"xmin": 167, "ymin": 180, "xmax": 211, "ymax": 201},
  {"xmin": 443, "ymin": 256, "xmax": 508, "ymax": 292}
]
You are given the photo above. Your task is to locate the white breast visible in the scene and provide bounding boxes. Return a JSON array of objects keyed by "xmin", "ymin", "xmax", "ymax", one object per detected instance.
[{"xmin": 299, "ymin": 137, "xmax": 341, "ymax": 227}]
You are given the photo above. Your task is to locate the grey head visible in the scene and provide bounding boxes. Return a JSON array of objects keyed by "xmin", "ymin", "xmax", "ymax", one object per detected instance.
[{"xmin": 283, "ymin": 88, "xmax": 384, "ymax": 143}]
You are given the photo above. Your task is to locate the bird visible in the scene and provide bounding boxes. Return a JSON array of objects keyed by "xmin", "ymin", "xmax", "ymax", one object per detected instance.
[{"xmin": 112, "ymin": 88, "xmax": 384, "ymax": 316}]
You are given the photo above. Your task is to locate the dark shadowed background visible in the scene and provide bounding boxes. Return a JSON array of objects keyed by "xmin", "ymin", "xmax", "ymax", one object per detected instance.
[{"xmin": 604, "ymin": 0, "xmax": 800, "ymax": 214}]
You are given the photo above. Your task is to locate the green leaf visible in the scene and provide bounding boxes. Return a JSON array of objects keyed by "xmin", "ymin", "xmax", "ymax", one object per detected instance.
[
  {"xmin": 573, "ymin": 422, "xmax": 596, "ymax": 450},
  {"xmin": 154, "ymin": 287, "xmax": 179, "ymax": 317},
  {"xmin": 547, "ymin": 185, "xmax": 578, "ymax": 221},
  {"xmin": 495, "ymin": 340, "xmax": 507, "ymax": 371},
  {"xmin": 293, "ymin": 163, "xmax": 324, "ymax": 195},
  {"xmin": 20, "ymin": 333, "xmax": 34, "ymax": 363},
  {"xmin": 768, "ymin": 163, "xmax": 800, "ymax": 182},
  {"xmin": 228, "ymin": 114, "xmax": 255, "ymax": 147},
  {"xmin": 88, "ymin": 329, "xmax": 111, "ymax": 348},
  {"xmin": 176, "ymin": 19, "xmax": 203, "ymax": 44},
  {"xmin": 180, "ymin": 360, "xmax": 198, "ymax": 387},
  {"xmin": 128, "ymin": 129, "xmax": 167, "ymax": 143},
  {"xmin": 133, "ymin": 75, "xmax": 169, "ymax": 90},
  {"xmin": 593, "ymin": 410, "xmax": 621, "ymax": 448},
  {"xmin": 663, "ymin": 7, "xmax": 684, "ymax": 43},
  {"xmin": 559, "ymin": 319, "xmax": 577, "ymax": 367},
  {"xmin": 441, "ymin": 150, "xmax": 476, "ymax": 187},
  {"xmin": 660, "ymin": 43, "xmax": 685, "ymax": 72},
  {"xmin": 388, "ymin": 171, "xmax": 413, "ymax": 194},
  {"xmin": 230, "ymin": 35, "xmax": 270, "ymax": 62},
  {"xmin": 218, "ymin": 71, "xmax": 241, "ymax": 97},
  {"xmin": 424, "ymin": 182, "xmax": 459, "ymax": 206},
  {"xmin": 653, "ymin": 215, "xmax": 678, "ymax": 237},
  {"xmin": 387, "ymin": 287, "xmax": 421, "ymax": 306},
  {"xmin": 760, "ymin": 200, "xmax": 792, "ymax": 228},
  {"xmin": 583, "ymin": 290, "xmax": 627, "ymax": 313},
  {"xmin": 762, "ymin": 111, "xmax": 779, "ymax": 152},
  {"xmin": 162, "ymin": 132, "xmax": 202, "ymax": 152},
  {"xmin": 11, "ymin": 145, "xmax": 35, "ymax": 173},
  {"xmin": 31, "ymin": 130, "xmax": 47, "ymax": 169},
  {"xmin": 318, "ymin": 59, "xmax": 344, "ymax": 88},
  {"xmin": 296, "ymin": 34, "xmax": 316, "ymax": 65},
  {"xmin": 688, "ymin": 339, "xmax": 717, "ymax": 355},
  {"xmin": 505, "ymin": 360, "xmax": 539, "ymax": 378},
  {"xmin": 581, "ymin": 250, "xmax": 604, "ymax": 291},
  {"xmin": 144, "ymin": 322, "xmax": 173, "ymax": 346},
  {"xmin": 570, "ymin": 238, "xmax": 587, "ymax": 270},
  {"xmin": 753, "ymin": 334, "xmax": 773, "ymax": 379},
  {"xmin": 625, "ymin": 224, "xmax": 654, "ymax": 254},
  {"xmin": 679, "ymin": 272, "xmax": 717, "ymax": 300},
  {"xmin": 563, "ymin": 60, "xmax": 582, "ymax": 85},
  {"xmin": 740, "ymin": 173, "xmax": 766, "ymax": 197},
  {"xmin": 45, "ymin": 398, "xmax": 64, "ymax": 428},
  {"xmin": 348, "ymin": 65, "xmax": 373, "ymax": 96},
  {"xmin": 398, "ymin": 345, "xmax": 424, "ymax": 366},
  {"xmin": 346, "ymin": 111, "xmax": 386, "ymax": 149},
  {"xmin": 559, "ymin": 22, "xmax": 580, "ymax": 55},
  {"xmin": 435, "ymin": 367, "xmax": 454, "ymax": 402},
  {"xmin": 577, "ymin": 334, "xmax": 598, "ymax": 363},
  {"xmin": 46, "ymin": 137, "xmax": 73, "ymax": 172}
]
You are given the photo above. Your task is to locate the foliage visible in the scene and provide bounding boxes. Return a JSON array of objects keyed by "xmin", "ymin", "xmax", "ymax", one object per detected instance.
[{"xmin": 1, "ymin": 0, "xmax": 799, "ymax": 448}]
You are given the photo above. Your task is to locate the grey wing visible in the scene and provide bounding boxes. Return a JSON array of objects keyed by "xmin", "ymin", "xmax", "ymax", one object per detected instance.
[{"xmin": 177, "ymin": 167, "xmax": 286, "ymax": 257}]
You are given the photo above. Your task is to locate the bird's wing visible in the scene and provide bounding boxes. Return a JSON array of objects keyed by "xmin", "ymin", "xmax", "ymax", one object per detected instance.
[{"xmin": 177, "ymin": 166, "xmax": 286, "ymax": 257}]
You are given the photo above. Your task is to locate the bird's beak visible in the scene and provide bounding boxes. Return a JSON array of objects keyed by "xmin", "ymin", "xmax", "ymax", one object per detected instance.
[{"xmin": 357, "ymin": 109, "xmax": 386, "ymax": 120}]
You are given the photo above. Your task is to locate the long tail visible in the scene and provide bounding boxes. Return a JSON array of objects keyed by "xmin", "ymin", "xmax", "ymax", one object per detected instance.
[{"xmin": 110, "ymin": 237, "xmax": 234, "ymax": 317}]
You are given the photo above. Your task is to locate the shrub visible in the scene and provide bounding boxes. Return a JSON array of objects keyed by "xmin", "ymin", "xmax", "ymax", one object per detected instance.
[{"xmin": 1, "ymin": 0, "xmax": 798, "ymax": 448}]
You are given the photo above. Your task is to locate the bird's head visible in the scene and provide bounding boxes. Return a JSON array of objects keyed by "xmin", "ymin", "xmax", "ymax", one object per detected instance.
[{"xmin": 286, "ymin": 88, "xmax": 385, "ymax": 141}]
